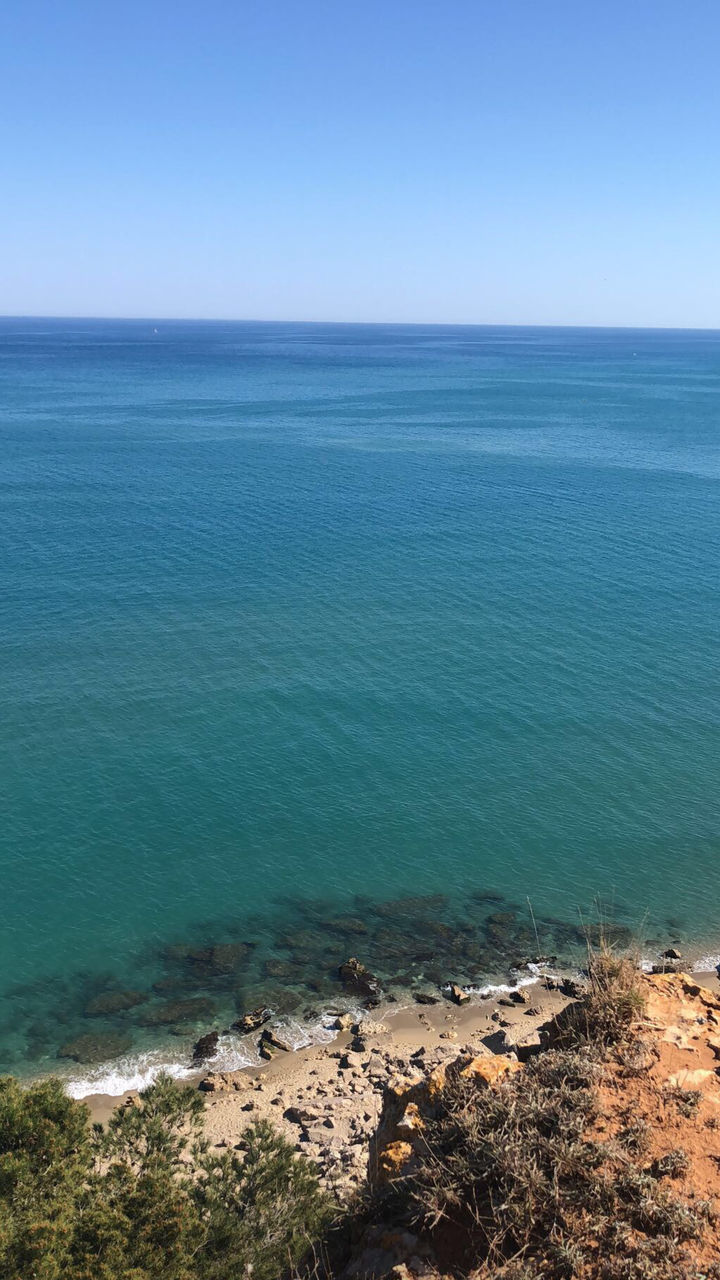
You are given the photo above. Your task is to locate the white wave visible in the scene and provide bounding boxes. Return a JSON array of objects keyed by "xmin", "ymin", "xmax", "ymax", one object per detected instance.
[
  {"xmin": 692, "ymin": 955, "xmax": 720, "ymax": 974},
  {"xmin": 64, "ymin": 1007, "xmax": 357, "ymax": 1099},
  {"xmin": 64, "ymin": 1048, "xmax": 198, "ymax": 1100},
  {"xmin": 464, "ymin": 974, "xmax": 540, "ymax": 998}
]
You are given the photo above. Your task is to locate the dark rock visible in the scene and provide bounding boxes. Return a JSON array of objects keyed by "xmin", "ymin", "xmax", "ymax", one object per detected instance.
[
  {"xmin": 651, "ymin": 961, "xmax": 682, "ymax": 975},
  {"xmin": 413, "ymin": 992, "xmax": 439, "ymax": 1005},
  {"xmin": 192, "ymin": 1031, "xmax": 220, "ymax": 1064},
  {"xmin": 560, "ymin": 977, "xmax": 586, "ymax": 999},
  {"xmin": 232, "ymin": 1006, "xmax": 272, "ymax": 1035},
  {"xmin": 200, "ymin": 943, "xmax": 252, "ymax": 975},
  {"xmin": 338, "ymin": 957, "xmax": 382, "ymax": 1003},
  {"xmin": 83, "ymin": 990, "xmax": 148, "ymax": 1017},
  {"xmin": 278, "ymin": 930, "xmax": 320, "ymax": 953},
  {"xmin": 663, "ymin": 947, "xmax": 682, "ymax": 960},
  {"xmin": 58, "ymin": 1031, "xmax": 133, "ymax": 1064},
  {"xmin": 508, "ymin": 988, "xmax": 530, "ymax": 1005},
  {"xmin": 373, "ymin": 894, "xmax": 448, "ymax": 919},
  {"xmin": 583, "ymin": 924, "xmax": 632, "ymax": 948}
]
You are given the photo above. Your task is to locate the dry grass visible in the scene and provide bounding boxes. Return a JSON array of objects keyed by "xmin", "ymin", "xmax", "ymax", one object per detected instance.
[
  {"xmin": 363, "ymin": 951, "xmax": 718, "ymax": 1279},
  {"xmin": 394, "ymin": 1046, "xmax": 712, "ymax": 1278}
]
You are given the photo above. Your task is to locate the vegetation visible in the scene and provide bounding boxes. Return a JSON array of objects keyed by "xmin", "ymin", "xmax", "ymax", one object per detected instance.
[
  {"xmin": 366, "ymin": 947, "xmax": 720, "ymax": 1279},
  {"xmin": 0, "ymin": 1073, "xmax": 332, "ymax": 1280},
  {"xmin": 2, "ymin": 949, "xmax": 716, "ymax": 1280}
]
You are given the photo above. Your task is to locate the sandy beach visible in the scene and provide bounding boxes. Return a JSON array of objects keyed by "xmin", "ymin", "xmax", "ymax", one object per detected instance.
[{"xmin": 83, "ymin": 976, "xmax": 601, "ymax": 1188}]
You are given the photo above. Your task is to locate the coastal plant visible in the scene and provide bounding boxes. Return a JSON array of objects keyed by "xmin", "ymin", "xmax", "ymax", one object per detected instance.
[
  {"xmin": 553, "ymin": 944, "xmax": 646, "ymax": 1050},
  {"xmin": 382, "ymin": 1046, "xmax": 708, "ymax": 1279},
  {"xmin": 0, "ymin": 1072, "xmax": 333, "ymax": 1280}
]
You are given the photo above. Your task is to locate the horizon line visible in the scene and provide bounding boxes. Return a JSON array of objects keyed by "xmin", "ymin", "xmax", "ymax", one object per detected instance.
[{"xmin": 1, "ymin": 314, "xmax": 720, "ymax": 334}]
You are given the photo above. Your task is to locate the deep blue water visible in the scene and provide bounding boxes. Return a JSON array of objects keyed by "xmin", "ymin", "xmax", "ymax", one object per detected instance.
[{"xmin": 1, "ymin": 319, "xmax": 719, "ymax": 1089}]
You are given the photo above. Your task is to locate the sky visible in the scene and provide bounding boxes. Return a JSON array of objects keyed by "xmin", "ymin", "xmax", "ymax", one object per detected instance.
[{"xmin": 1, "ymin": 0, "xmax": 719, "ymax": 326}]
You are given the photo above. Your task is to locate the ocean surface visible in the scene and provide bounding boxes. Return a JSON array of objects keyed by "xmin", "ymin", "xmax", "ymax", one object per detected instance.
[{"xmin": 1, "ymin": 318, "xmax": 719, "ymax": 1092}]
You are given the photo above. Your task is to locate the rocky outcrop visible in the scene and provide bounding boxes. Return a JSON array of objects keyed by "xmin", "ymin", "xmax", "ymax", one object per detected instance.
[
  {"xmin": 232, "ymin": 1006, "xmax": 271, "ymax": 1034},
  {"xmin": 192, "ymin": 1030, "xmax": 220, "ymax": 1064},
  {"xmin": 371, "ymin": 1051, "xmax": 521, "ymax": 1186},
  {"xmin": 198, "ymin": 1069, "xmax": 253, "ymax": 1093},
  {"xmin": 339, "ymin": 957, "xmax": 382, "ymax": 1003}
]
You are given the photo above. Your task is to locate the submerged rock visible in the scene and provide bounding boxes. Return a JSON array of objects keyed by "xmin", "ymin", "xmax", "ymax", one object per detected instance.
[
  {"xmin": 57, "ymin": 1031, "xmax": 133, "ymax": 1064},
  {"xmin": 163, "ymin": 942, "xmax": 252, "ymax": 977},
  {"xmin": 324, "ymin": 916, "xmax": 368, "ymax": 936},
  {"xmin": 138, "ymin": 997, "xmax": 215, "ymax": 1027},
  {"xmin": 83, "ymin": 990, "xmax": 149, "ymax": 1017},
  {"xmin": 263, "ymin": 959, "xmax": 294, "ymax": 979}
]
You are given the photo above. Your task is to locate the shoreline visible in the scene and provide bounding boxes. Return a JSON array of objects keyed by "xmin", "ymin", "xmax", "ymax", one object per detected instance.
[
  {"xmin": 82, "ymin": 959, "xmax": 720, "ymax": 1126},
  {"xmin": 9, "ymin": 911, "xmax": 720, "ymax": 1106}
]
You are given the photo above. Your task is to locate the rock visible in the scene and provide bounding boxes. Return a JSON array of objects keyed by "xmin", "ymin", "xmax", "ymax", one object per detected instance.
[
  {"xmin": 163, "ymin": 942, "xmax": 252, "ymax": 975},
  {"xmin": 413, "ymin": 992, "xmax": 439, "ymax": 1005},
  {"xmin": 259, "ymin": 1041, "xmax": 276, "ymax": 1061},
  {"xmin": 232, "ymin": 1006, "xmax": 272, "ymax": 1035},
  {"xmin": 492, "ymin": 1023, "xmax": 545, "ymax": 1062},
  {"xmin": 560, "ymin": 977, "xmax": 586, "ymax": 999},
  {"xmin": 352, "ymin": 1019, "xmax": 389, "ymax": 1038},
  {"xmin": 338, "ymin": 957, "xmax": 382, "ymax": 1003},
  {"xmin": 448, "ymin": 983, "xmax": 470, "ymax": 1005},
  {"xmin": 325, "ymin": 917, "xmax": 368, "ymax": 936},
  {"xmin": 192, "ymin": 1030, "xmax": 220, "ymax": 1064},
  {"xmin": 83, "ymin": 990, "xmax": 149, "ymax": 1017},
  {"xmin": 198, "ymin": 1070, "xmax": 252, "ymax": 1093},
  {"xmin": 333, "ymin": 1013, "xmax": 355, "ymax": 1031},
  {"xmin": 138, "ymin": 997, "xmax": 215, "ymax": 1027},
  {"xmin": 652, "ymin": 961, "xmax": 683, "ymax": 975},
  {"xmin": 285, "ymin": 1105, "xmax": 320, "ymax": 1125},
  {"xmin": 508, "ymin": 988, "xmax": 530, "ymax": 1004},
  {"xmin": 260, "ymin": 1028, "xmax": 293, "ymax": 1052},
  {"xmin": 664, "ymin": 947, "xmax": 683, "ymax": 960},
  {"xmin": 57, "ymin": 1031, "xmax": 133, "ymax": 1064},
  {"xmin": 263, "ymin": 959, "xmax": 294, "ymax": 979},
  {"xmin": 195, "ymin": 943, "xmax": 252, "ymax": 975}
]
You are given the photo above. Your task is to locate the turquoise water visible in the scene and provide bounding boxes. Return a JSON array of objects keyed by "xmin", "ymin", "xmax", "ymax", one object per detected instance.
[{"xmin": 2, "ymin": 319, "xmax": 719, "ymax": 1086}]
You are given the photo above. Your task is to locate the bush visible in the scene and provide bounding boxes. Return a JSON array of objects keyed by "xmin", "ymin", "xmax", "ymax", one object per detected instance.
[
  {"xmin": 0, "ymin": 1073, "xmax": 333, "ymax": 1280},
  {"xmin": 554, "ymin": 947, "xmax": 646, "ymax": 1049},
  {"xmin": 384, "ymin": 1047, "xmax": 706, "ymax": 1279}
]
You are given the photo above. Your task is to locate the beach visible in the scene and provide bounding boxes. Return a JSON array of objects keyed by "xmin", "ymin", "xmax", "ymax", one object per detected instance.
[{"xmin": 84, "ymin": 962, "xmax": 720, "ymax": 1192}]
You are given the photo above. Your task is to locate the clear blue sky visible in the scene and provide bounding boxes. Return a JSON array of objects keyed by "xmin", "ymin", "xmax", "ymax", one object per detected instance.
[{"xmin": 2, "ymin": 0, "xmax": 719, "ymax": 326}]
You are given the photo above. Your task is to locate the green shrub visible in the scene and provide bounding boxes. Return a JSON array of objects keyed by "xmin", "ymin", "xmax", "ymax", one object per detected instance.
[{"xmin": 0, "ymin": 1073, "xmax": 333, "ymax": 1280}]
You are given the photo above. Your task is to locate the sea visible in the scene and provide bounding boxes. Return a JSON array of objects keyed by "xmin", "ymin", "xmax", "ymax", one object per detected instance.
[{"xmin": 1, "ymin": 318, "xmax": 719, "ymax": 1095}]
